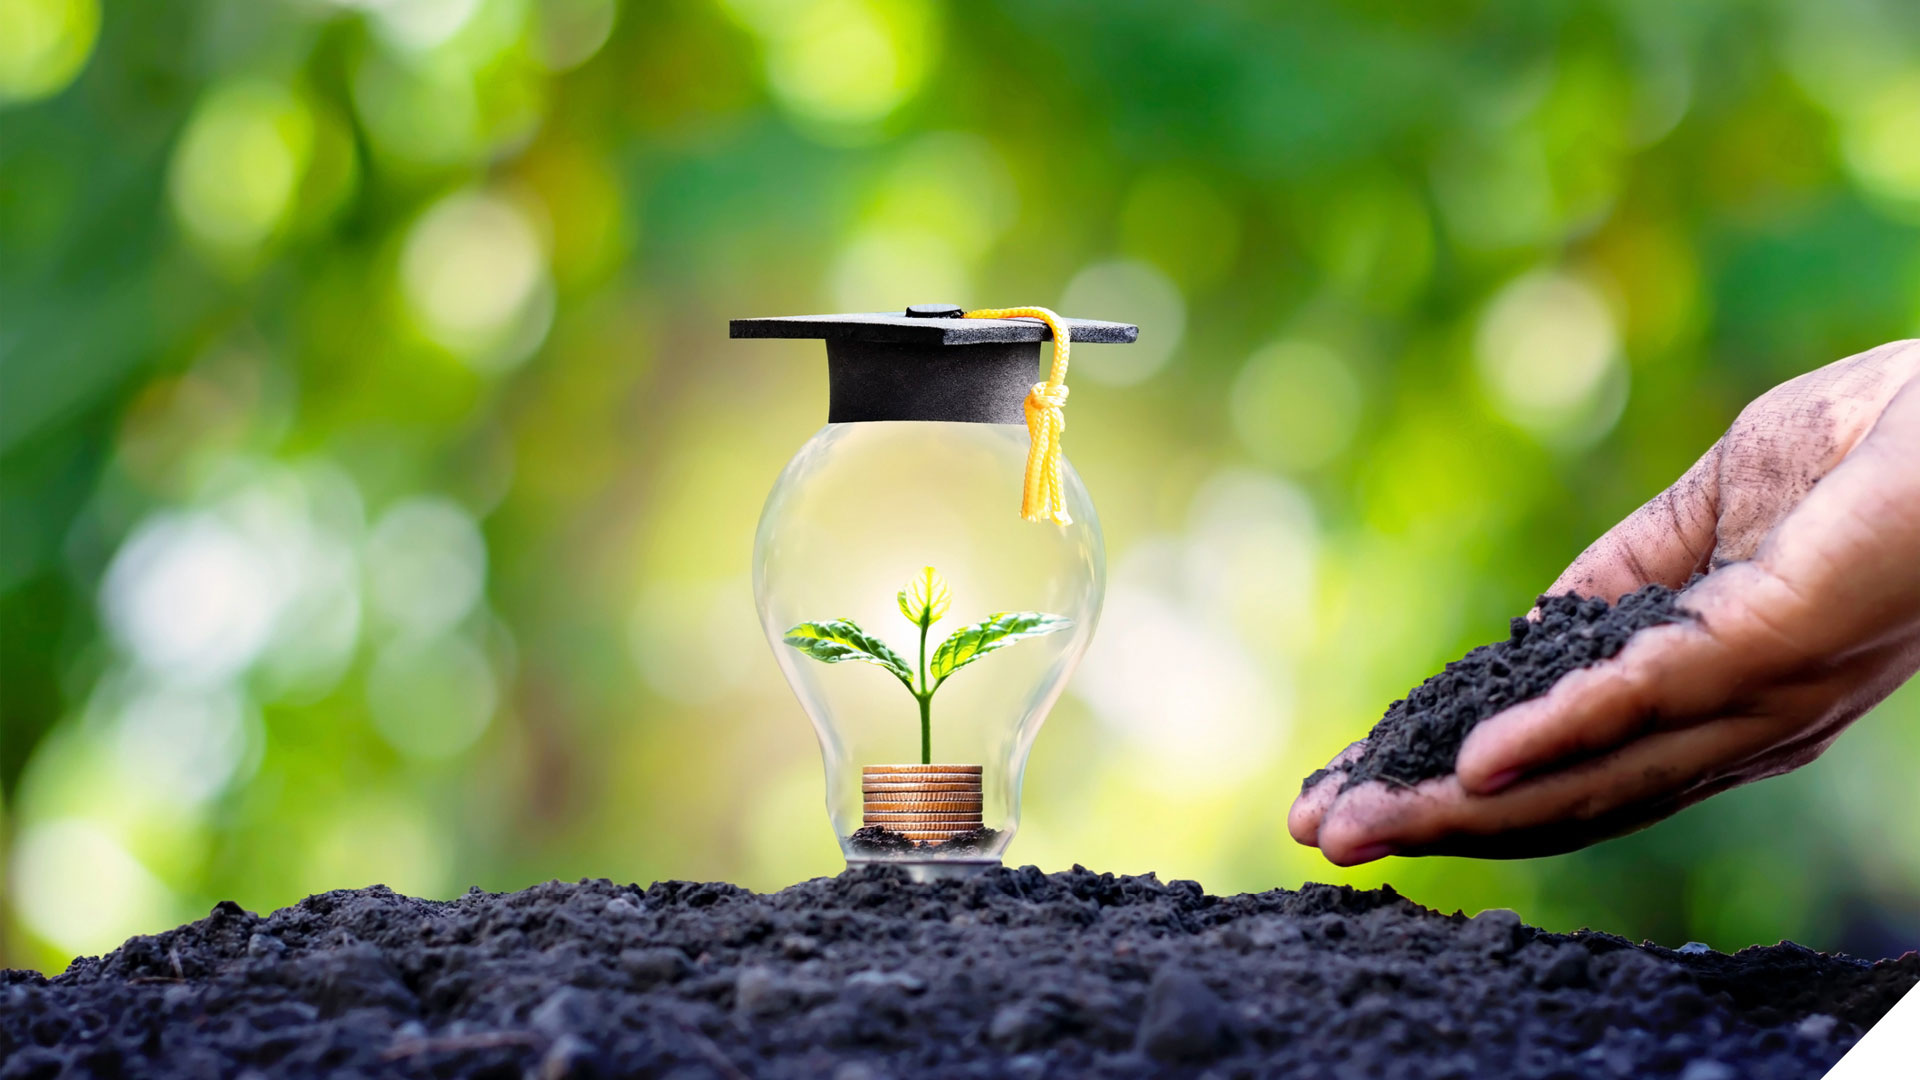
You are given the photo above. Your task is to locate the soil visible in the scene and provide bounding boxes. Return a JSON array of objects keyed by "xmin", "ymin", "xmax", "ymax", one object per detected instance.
[
  {"xmin": 1312, "ymin": 585, "xmax": 1688, "ymax": 793},
  {"xmin": 4, "ymin": 867, "xmax": 1912, "ymax": 1079},
  {"xmin": 848, "ymin": 826, "xmax": 999, "ymax": 856}
]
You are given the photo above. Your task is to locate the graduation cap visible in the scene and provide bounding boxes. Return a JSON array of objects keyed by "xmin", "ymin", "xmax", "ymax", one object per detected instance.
[{"xmin": 730, "ymin": 303, "xmax": 1138, "ymax": 426}]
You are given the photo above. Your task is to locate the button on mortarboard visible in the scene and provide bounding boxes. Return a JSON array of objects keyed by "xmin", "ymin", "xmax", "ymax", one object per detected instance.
[{"xmin": 731, "ymin": 308, "xmax": 1138, "ymax": 425}]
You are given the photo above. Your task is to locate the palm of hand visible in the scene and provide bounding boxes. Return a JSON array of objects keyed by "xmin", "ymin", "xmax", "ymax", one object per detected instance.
[{"xmin": 1290, "ymin": 341, "xmax": 1920, "ymax": 865}]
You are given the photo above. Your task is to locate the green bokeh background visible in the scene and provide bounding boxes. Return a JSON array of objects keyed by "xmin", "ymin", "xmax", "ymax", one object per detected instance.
[{"xmin": 4, "ymin": 0, "xmax": 1919, "ymax": 973}]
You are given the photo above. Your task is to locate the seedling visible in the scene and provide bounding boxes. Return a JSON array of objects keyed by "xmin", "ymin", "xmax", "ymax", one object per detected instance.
[{"xmin": 784, "ymin": 567, "xmax": 1071, "ymax": 764}]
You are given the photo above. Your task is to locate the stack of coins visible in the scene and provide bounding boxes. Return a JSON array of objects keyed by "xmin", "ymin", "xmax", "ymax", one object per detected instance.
[{"xmin": 862, "ymin": 764, "xmax": 983, "ymax": 844}]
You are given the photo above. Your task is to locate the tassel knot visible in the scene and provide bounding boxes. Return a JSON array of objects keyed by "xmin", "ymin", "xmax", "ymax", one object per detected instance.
[{"xmin": 962, "ymin": 306, "xmax": 1074, "ymax": 525}]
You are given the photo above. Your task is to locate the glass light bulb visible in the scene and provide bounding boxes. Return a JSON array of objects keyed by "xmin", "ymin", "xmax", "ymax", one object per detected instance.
[{"xmin": 754, "ymin": 421, "xmax": 1104, "ymax": 878}]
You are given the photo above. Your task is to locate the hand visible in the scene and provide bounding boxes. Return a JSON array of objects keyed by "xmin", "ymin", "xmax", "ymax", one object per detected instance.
[{"xmin": 1289, "ymin": 340, "xmax": 1920, "ymax": 865}]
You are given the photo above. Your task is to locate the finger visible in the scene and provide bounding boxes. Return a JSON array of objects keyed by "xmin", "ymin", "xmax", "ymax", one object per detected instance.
[
  {"xmin": 1385, "ymin": 773, "xmax": 1747, "ymax": 860},
  {"xmin": 1544, "ymin": 443, "xmax": 1720, "ymax": 604},
  {"xmin": 1310, "ymin": 774, "xmax": 1450, "ymax": 865},
  {"xmin": 1452, "ymin": 620, "xmax": 1702, "ymax": 793},
  {"xmin": 1318, "ymin": 710, "xmax": 1805, "ymax": 863},
  {"xmin": 1456, "ymin": 563, "xmax": 1795, "ymax": 793},
  {"xmin": 1287, "ymin": 740, "xmax": 1367, "ymax": 848}
]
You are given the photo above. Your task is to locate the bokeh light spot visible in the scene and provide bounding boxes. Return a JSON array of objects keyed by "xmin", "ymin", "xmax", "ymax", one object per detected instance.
[
  {"xmin": 1841, "ymin": 72, "xmax": 1920, "ymax": 221},
  {"xmin": 739, "ymin": 0, "xmax": 937, "ymax": 137},
  {"xmin": 1474, "ymin": 270, "xmax": 1627, "ymax": 446},
  {"xmin": 1075, "ymin": 539, "xmax": 1286, "ymax": 787},
  {"xmin": 339, "ymin": 0, "xmax": 483, "ymax": 53},
  {"xmin": 102, "ymin": 512, "xmax": 282, "ymax": 687},
  {"xmin": 534, "ymin": 0, "xmax": 617, "ymax": 71},
  {"xmin": 400, "ymin": 190, "xmax": 554, "ymax": 370},
  {"xmin": 1059, "ymin": 259, "xmax": 1186, "ymax": 386},
  {"xmin": 1230, "ymin": 340, "xmax": 1363, "ymax": 471},
  {"xmin": 351, "ymin": 49, "xmax": 483, "ymax": 168},
  {"xmin": 0, "ymin": 0, "xmax": 99, "ymax": 104},
  {"xmin": 256, "ymin": 527, "xmax": 363, "ymax": 702},
  {"xmin": 1432, "ymin": 136, "xmax": 1556, "ymax": 252},
  {"xmin": 110, "ymin": 683, "xmax": 253, "ymax": 808},
  {"xmin": 1185, "ymin": 469, "xmax": 1319, "ymax": 655},
  {"xmin": 98, "ymin": 460, "xmax": 367, "ymax": 701},
  {"xmin": 10, "ymin": 820, "xmax": 175, "ymax": 960},
  {"xmin": 829, "ymin": 226, "xmax": 968, "ymax": 313},
  {"xmin": 864, "ymin": 132, "xmax": 1017, "ymax": 260},
  {"xmin": 365, "ymin": 496, "xmax": 488, "ymax": 638},
  {"xmin": 367, "ymin": 633, "xmax": 497, "ymax": 759},
  {"xmin": 167, "ymin": 80, "xmax": 314, "ymax": 260}
]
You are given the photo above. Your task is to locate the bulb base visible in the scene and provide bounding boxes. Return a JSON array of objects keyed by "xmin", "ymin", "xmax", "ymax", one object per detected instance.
[{"xmin": 846, "ymin": 856, "xmax": 1001, "ymax": 883}]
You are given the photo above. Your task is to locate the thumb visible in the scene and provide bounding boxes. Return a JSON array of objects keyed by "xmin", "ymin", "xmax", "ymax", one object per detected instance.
[
  {"xmin": 1543, "ymin": 442, "xmax": 1720, "ymax": 604},
  {"xmin": 1456, "ymin": 432, "xmax": 1723, "ymax": 791}
]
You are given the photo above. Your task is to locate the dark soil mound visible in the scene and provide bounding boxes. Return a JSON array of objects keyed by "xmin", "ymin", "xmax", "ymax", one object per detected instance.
[
  {"xmin": 5, "ymin": 867, "xmax": 1912, "ymax": 1079},
  {"xmin": 1317, "ymin": 585, "xmax": 1687, "ymax": 793},
  {"xmin": 848, "ymin": 826, "xmax": 998, "ymax": 856}
]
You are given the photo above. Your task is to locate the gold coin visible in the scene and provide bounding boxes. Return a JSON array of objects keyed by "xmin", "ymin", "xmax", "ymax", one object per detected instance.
[
  {"xmin": 863, "ymin": 817, "xmax": 984, "ymax": 828},
  {"xmin": 862, "ymin": 801, "xmax": 983, "ymax": 813},
  {"xmin": 862, "ymin": 764, "xmax": 982, "ymax": 775},
  {"xmin": 862, "ymin": 788, "xmax": 982, "ymax": 800}
]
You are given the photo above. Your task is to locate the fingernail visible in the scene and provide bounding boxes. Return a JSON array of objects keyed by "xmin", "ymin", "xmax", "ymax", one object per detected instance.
[
  {"xmin": 1480, "ymin": 768, "xmax": 1521, "ymax": 793},
  {"xmin": 1345, "ymin": 842, "xmax": 1397, "ymax": 865}
]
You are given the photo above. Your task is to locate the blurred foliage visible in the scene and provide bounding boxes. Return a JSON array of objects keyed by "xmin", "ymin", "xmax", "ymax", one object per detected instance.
[{"xmin": 4, "ymin": 0, "xmax": 1920, "ymax": 973}]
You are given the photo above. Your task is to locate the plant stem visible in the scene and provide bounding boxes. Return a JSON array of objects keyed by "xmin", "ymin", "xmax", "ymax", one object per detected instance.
[
  {"xmin": 917, "ymin": 614, "xmax": 932, "ymax": 764},
  {"xmin": 918, "ymin": 693, "xmax": 931, "ymax": 765}
]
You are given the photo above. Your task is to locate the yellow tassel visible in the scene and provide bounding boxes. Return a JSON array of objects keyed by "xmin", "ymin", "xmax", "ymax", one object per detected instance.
[{"xmin": 962, "ymin": 306, "xmax": 1072, "ymax": 525}]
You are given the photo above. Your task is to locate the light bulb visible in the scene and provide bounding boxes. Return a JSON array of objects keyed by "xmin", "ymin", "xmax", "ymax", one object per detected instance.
[{"xmin": 754, "ymin": 421, "xmax": 1104, "ymax": 877}]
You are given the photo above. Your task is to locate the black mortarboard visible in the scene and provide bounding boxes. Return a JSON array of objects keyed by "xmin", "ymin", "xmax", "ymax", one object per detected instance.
[{"xmin": 731, "ymin": 304, "xmax": 1139, "ymax": 424}]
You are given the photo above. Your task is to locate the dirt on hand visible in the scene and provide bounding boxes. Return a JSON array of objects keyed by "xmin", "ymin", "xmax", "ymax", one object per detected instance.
[
  {"xmin": 5, "ymin": 866, "xmax": 1911, "ymax": 1079},
  {"xmin": 1311, "ymin": 585, "xmax": 1687, "ymax": 794}
]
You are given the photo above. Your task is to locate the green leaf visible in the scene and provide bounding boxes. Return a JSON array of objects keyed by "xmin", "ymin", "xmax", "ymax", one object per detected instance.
[
  {"xmin": 783, "ymin": 619, "xmax": 914, "ymax": 685},
  {"xmin": 929, "ymin": 611, "xmax": 1072, "ymax": 682},
  {"xmin": 896, "ymin": 565, "xmax": 952, "ymax": 627}
]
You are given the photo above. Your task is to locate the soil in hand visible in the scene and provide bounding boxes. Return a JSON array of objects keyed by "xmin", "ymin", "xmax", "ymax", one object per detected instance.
[
  {"xmin": 1312, "ymin": 584, "xmax": 1686, "ymax": 793},
  {"xmin": 4, "ymin": 868, "xmax": 1910, "ymax": 1079},
  {"xmin": 849, "ymin": 825, "xmax": 999, "ymax": 855}
]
